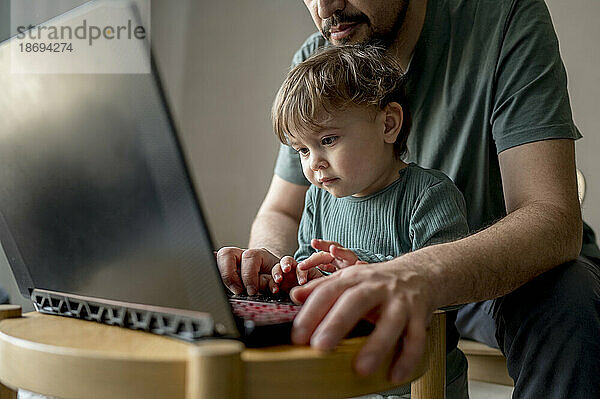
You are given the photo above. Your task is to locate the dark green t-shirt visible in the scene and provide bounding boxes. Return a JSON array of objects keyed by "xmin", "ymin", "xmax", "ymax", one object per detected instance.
[{"xmin": 275, "ymin": 0, "xmax": 600, "ymax": 258}]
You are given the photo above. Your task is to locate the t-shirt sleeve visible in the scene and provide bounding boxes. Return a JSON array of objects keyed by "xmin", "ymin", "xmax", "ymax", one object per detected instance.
[
  {"xmin": 274, "ymin": 143, "xmax": 309, "ymax": 186},
  {"xmin": 491, "ymin": 0, "xmax": 581, "ymax": 154},
  {"xmin": 409, "ymin": 180, "xmax": 469, "ymax": 250},
  {"xmin": 294, "ymin": 188, "xmax": 316, "ymax": 262},
  {"xmin": 274, "ymin": 33, "xmax": 327, "ymax": 186}
]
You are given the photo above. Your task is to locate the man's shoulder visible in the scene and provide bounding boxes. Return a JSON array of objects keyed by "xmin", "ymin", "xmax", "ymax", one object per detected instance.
[
  {"xmin": 291, "ymin": 32, "xmax": 329, "ymax": 67},
  {"xmin": 445, "ymin": 0, "xmax": 516, "ymax": 14},
  {"xmin": 443, "ymin": 0, "xmax": 547, "ymax": 25}
]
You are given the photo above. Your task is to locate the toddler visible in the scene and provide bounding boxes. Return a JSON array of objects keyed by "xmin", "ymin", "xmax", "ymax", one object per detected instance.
[{"xmin": 268, "ymin": 45, "xmax": 469, "ymax": 293}]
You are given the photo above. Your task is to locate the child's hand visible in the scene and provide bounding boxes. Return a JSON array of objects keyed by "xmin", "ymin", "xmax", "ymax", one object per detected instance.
[
  {"xmin": 297, "ymin": 239, "xmax": 367, "ymax": 274},
  {"xmin": 270, "ymin": 255, "xmax": 331, "ymax": 294}
]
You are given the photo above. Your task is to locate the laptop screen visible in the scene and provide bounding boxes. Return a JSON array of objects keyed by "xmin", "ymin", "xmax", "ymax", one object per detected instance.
[{"xmin": 0, "ymin": 2, "xmax": 237, "ymax": 334}]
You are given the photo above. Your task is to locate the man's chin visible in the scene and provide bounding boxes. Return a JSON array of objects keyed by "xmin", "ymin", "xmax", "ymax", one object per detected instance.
[
  {"xmin": 326, "ymin": 31, "xmax": 394, "ymax": 49},
  {"xmin": 325, "ymin": 27, "xmax": 372, "ymax": 46},
  {"xmin": 340, "ymin": 35, "xmax": 370, "ymax": 46}
]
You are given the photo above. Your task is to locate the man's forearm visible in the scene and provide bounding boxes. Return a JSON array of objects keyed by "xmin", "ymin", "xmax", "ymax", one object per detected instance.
[
  {"xmin": 249, "ymin": 210, "xmax": 300, "ymax": 258},
  {"xmin": 395, "ymin": 201, "xmax": 582, "ymax": 310}
]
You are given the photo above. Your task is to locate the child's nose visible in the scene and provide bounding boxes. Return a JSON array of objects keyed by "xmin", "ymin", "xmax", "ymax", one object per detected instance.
[{"xmin": 310, "ymin": 156, "xmax": 328, "ymax": 171}]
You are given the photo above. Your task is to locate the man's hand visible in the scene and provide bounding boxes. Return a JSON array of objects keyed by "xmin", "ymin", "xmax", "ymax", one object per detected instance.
[
  {"xmin": 289, "ymin": 261, "xmax": 435, "ymax": 383},
  {"xmin": 216, "ymin": 246, "xmax": 280, "ymax": 295}
]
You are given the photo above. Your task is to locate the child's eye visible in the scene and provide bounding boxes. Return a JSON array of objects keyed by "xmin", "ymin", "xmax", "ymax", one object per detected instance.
[
  {"xmin": 296, "ymin": 147, "xmax": 309, "ymax": 156},
  {"xmin": 321, "ymin": 136, "xmax": 337, "ymax": 146}
]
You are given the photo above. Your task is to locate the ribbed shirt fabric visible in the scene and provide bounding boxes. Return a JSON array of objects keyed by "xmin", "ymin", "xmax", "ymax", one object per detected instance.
[{"xmin": 294, "ymin": 163, "xmax": 469, "ymax": 263}]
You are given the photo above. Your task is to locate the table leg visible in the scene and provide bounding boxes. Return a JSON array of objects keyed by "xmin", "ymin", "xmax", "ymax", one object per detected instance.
[
  {"xmin": 186, "ymin": 339, "xmax": 245, "ymax": 399},
  {"xmin": 411, "ymin": 312, "xmax": 446, "ymax": 399},
  {"xmin": 0, "ymin": 305, "xmax": 21, "ymax": 399}
]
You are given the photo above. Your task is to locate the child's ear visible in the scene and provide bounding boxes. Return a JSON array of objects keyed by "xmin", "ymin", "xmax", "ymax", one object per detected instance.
[{"xmin": 382, "ymin": 102, "xmax": 403, "ymax": 144}]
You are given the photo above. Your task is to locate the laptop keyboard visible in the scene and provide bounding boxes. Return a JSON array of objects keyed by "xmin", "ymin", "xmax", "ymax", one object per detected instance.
[
  {"xmin": 229, "ymin": 293, "xmax": 295, "ymax": 304},
  {"xmin": 229, "ymin": 295, "xmax": 300, "ymax": 324}
]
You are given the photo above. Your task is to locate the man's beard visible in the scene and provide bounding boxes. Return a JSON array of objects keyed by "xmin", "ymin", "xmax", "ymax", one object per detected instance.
[{"xmin": 322, "ymin": 2, "xmax": 409, "ymax": 48}]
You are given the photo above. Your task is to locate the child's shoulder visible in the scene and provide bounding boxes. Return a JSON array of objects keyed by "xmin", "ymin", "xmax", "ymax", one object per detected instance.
[
  {"xmin": 403, "ymin": 163, "xmax": 460, "ymax": 192},
  {"xmin": 404, "ymin": 163, "xmax": 454, "ymax": 183}
]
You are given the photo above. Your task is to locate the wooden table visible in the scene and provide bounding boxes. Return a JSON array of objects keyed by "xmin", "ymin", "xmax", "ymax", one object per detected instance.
[{"xmin": 0, "ymin": 305, "xmax": 446, "ymax": 399}]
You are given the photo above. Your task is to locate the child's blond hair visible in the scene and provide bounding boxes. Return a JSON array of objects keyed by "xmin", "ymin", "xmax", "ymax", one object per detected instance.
[{"xmin": 272, "ymin": 45, "xmax": 410, "ymax": 158}]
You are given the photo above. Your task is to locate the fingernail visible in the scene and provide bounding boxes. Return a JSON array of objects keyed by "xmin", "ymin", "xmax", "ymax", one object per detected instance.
[
  {"xmin": 274, "ymin": 274, "xmax": 282, "ymax": 283},
  {"xmin": 232, "ymin": 286, "xmax": 243, "ymax": 295},
  {"xmin": 299, "ymin": 276, "xmax": 306, "ymax": 284},
  {"xmin": 356, "ymin": 354, "xmax": 377, "ymax": 376},
  {"xmin": 282, "ymin": 264, "xmax": 291, "ymax": 273},
  {"xmin": 272, "ymin": 286, "xmax": 278, "ymax": 294},
  {"xmin": 247, "ymin": 286, "xmax": 256, "ymax": 296}
]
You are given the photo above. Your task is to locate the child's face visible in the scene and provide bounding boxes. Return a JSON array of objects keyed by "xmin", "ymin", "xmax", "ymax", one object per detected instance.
[{"xmin": 289, "ymin": 105, "xmax": 402, "ymax": 198}]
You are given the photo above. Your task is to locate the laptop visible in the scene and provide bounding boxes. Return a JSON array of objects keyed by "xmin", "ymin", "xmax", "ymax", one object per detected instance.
[{"xmin": 0, "ymin": 1, "xmax": 306, "ymax": 347}]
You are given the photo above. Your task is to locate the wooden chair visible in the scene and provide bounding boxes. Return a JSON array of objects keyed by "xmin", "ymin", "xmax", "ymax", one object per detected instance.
[
  {"xmin": 457, "ymin": 168, "xmax": 587, "ymax": 388},
  {"xmin": 0, "ymin": 306, "xmax": 448, "ymax": 399},
  {"xmin": 457, "ymin": 339, "xmax": 512, "ymax": 386}
]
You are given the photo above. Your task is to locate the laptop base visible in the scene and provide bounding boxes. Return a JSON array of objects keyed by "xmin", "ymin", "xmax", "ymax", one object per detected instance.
[{"xmin": 31, "ymin": 289, "xmax": 216, "ymax": 342}]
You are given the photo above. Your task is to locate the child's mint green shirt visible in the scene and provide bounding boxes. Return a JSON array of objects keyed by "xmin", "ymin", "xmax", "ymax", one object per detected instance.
[{"xmin": 294, "ymin": 163, "xmax": 469, "ymax": 263}]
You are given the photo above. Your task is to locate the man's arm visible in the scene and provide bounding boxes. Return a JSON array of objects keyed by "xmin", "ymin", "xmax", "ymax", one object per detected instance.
[
  {"xmin": 423, "ymin": 138, "xmax": 581, "ymax": 306},
  {"xmin": 291, "ymin": 138, "xmax": 582, "ymax": 382},
  {"xmin": 249, "ymin": 175, "xmax": 308, "ymax": 257}
]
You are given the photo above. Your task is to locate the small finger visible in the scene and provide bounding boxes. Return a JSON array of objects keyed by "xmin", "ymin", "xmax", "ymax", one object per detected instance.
[
  {"xmin": 297, "ymin": 264, "xmax": 309, "ymax": 285},
  {"xmin": 311, "ymin": 238, "xmax": 341, "ymax": 252},
  {"xmin": 272, "ymin": 263, "xmax": 283, "ymax": 283},
  {"xmin": 268, "ymin": 275, "xmax": 280, "ymax": 294},
  {"xmin": 298, "ymin": 252, "xmax": 335, "ymax": 271},
  {"xmin": 330, "ymin": 245, "xmax": 358, "ymax": 265},
  {"xmin": 280, "ymin": 256, "xmax": 296, "ymax": 274}
]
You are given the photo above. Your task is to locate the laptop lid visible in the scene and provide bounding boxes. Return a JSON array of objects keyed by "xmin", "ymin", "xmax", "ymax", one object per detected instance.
[{"xmin": 0, "ymin": 0, "xmax": 239, "ymax": 336}]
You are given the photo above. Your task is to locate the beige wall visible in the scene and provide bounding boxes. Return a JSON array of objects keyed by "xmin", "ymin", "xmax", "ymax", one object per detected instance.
[{"xmin": 154, "ymin": 1, "xmax": 315, "ymax": 248}]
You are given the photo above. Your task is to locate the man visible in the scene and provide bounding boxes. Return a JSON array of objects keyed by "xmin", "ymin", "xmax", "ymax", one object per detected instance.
[{"xmin": 217, "ymin": 0, "xmax": 600, "ymax": 397}]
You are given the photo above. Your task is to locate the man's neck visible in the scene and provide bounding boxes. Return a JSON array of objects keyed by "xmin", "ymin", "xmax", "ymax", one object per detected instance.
[{"xmin": 389, "ymin": 0, "xmax": 428, "ymax": 72}]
